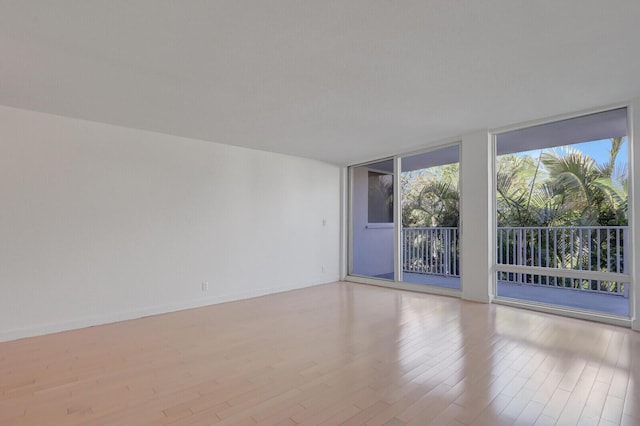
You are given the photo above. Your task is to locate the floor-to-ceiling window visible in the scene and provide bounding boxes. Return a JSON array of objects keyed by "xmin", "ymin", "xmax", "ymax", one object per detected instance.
[
  {"xmin": 346, "ymin": 103, "xmax": 635, "ymax": 326},
  {"xmin": 494, "ymin": 108, "xmax": 631, "ymax": 317},
  {"xmin": 400, "ymin": 145, "xmax": 461, "ymax": 289}
]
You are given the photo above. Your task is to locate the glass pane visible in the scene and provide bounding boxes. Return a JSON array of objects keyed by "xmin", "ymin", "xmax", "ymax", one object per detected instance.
[
  {"xmin": 350, "ymin": 159, "xmax": 395, "ymax": 280},
  {"xmin": 400, "ymin": 145, "xmax": 460, "ymax": 289},
  {"xmin": 495, "ymin": 108, "xmax": 630, "ymax": 316}
]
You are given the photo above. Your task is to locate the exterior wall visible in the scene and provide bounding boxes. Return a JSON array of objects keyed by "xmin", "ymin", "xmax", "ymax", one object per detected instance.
[
  {"xmin": 0, "ymin": 105, "xmax": 341, "ymax": 342},
  {"xmin": 351, "ymin": 166, "xmax": 394, "ymax": 277}
]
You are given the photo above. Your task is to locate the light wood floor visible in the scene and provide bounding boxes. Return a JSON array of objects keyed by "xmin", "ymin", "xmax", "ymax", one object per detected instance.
[{"xmin": 1, "ymin": 282, "xmax": 638, "ymax": 425}]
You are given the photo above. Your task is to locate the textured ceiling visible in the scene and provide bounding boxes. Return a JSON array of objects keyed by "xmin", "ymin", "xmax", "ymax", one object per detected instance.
[{"xmin": 1, "ymin": 1, "xmax": 639, "ymax": 165}]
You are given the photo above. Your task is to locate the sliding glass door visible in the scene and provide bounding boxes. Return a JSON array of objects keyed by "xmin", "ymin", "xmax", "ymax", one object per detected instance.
[
  {"xmin": 400, "ymin": 145, "xmax": 460, "ymax": 289},
  {"xmin": 348, "ymin": 145, "xmax": 462, "ymax": 291}
]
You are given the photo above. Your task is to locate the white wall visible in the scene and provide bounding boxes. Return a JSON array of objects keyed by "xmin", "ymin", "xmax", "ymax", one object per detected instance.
[
  {"xmin": 0, "ymin": 106, "xmax": 340, "ymax": 342},
  {"xmin": 351, "ymin": 166, "xmax": 394, "ymax": 277}
]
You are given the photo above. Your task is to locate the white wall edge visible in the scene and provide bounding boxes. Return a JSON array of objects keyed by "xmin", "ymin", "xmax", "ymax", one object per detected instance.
[{"xmin": 339, "ymin": 167, "xmax": 348, "ymax": 281}]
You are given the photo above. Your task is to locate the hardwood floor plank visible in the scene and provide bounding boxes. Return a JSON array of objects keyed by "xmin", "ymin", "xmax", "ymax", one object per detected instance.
[{"xmin": 0, "ymin": 282, "xmax": 638, "ymax": 425}]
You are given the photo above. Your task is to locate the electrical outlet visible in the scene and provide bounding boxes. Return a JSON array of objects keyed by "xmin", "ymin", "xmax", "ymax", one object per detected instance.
[
  {"xmin": 202, "ymin": 282, "xmax": 209, "ymax": 291},
  {"xmin": 322, "ymin": 265, "xmax": 325, "ymax": 273}
]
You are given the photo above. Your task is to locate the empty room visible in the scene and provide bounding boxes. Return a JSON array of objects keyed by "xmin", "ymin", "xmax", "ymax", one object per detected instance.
[{"xmin": 1, "ymin": 1, "xmax": 640, "ymax": 425}]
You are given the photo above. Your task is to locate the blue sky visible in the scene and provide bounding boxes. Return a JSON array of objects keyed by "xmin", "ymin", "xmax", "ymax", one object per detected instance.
[{"xmin": 516, "ymin": 137, "xmax": 628, "ymax": 171}]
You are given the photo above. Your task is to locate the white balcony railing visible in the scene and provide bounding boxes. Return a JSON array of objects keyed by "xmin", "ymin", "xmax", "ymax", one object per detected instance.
[
  {"xmin": 402, "ymin": 226, "xmax": 629, "ymax": 296},
  {"xmin": 402, "ymin": 227, "xmax": 459, "ymax": 277}
]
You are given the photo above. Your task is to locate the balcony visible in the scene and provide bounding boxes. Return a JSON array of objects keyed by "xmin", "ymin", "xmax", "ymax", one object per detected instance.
[{"xmin": 402, "ymin": 226, "xmax": 629, "ymax": 316}]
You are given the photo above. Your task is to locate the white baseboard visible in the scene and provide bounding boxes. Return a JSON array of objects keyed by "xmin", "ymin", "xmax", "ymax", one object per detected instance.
[{"xmin": 0, "ymin": 276, "xmax": 338, "ymax": 343}]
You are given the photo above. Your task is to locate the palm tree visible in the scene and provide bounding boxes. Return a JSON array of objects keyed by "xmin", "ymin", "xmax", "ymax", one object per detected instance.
[
  {"xmin": 496, "ymin": 154, "xmax": 541, "ymax": 226},
  {"xmin": 401, "ymin": 164, "xmax": 459, "ymax": 227},
  {"xmin": 541, "ymin": 139, "xmax": 627, "ymax": 226}
]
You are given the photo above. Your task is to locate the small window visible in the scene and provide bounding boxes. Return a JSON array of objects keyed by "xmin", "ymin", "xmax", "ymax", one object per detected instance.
[{"xmin": 368, "ymin": 171, "xmax": 393, "ymax": 223}]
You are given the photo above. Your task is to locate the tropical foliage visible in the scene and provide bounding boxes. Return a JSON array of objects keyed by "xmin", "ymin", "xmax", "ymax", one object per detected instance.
[
  {"xmin": 401, "ymin": 138, "xmax": 628, "ymax": 293},
  {"xmin": 401, "ymin": 163, "xmax": 459, "ymax": 227},
  {"xmin": 401, "ymin": 138, "xmax": 628, "ymax": 228},
  {"xmin": 497, "ymin": 137, "xmax": 627, "ymax": 227}
]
